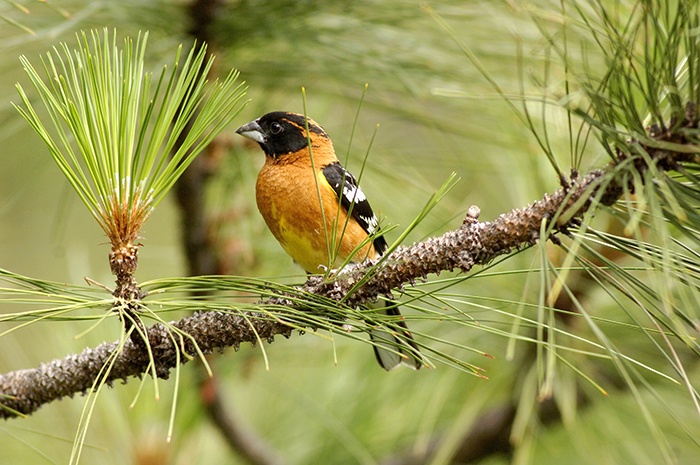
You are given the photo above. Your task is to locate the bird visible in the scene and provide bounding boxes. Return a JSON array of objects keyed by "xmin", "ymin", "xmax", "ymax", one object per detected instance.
[{"xmin": 236, "ymin": 111, "xmax": 422, "ymax": 370}]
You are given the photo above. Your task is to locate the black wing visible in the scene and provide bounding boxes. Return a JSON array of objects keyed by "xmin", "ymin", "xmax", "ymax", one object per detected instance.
[{"xmin": 321, "ymin": 162, "xmax": 387, "ymax": 255}]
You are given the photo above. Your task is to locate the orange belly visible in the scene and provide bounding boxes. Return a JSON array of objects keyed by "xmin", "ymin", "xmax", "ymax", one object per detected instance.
[{"xmin": 256, "ymin": 163, "xmax": 376, "ymax": 273}]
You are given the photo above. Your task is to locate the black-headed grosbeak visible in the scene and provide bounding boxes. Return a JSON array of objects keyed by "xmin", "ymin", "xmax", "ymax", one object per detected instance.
[{"xmin": 236, "ymin": 111, "xmax": 421, "ymax": 370}]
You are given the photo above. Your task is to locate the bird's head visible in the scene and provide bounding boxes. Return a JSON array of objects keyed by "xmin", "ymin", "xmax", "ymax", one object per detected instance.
[{"xmin": 236, "ymin": 111, "xmax": 330, "ymax": 159}]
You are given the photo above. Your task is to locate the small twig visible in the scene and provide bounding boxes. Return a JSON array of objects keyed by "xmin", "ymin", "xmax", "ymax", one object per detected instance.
[{"xmin": 84, "ymin": 277, "xmax": 113, "ymax": 293}]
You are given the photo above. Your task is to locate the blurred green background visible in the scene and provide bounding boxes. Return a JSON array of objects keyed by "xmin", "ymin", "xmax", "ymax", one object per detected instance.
[{"xmin": 1, "ymin": 1, "xmax": 699, "ymax": 464}]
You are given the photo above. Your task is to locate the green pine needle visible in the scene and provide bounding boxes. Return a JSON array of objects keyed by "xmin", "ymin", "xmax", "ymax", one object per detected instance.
[{"xmin": 13, "ymin": 28, "xmax": 248, "ymax": 246}]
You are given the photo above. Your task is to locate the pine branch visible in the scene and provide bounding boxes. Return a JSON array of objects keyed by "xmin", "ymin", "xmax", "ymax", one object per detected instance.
[
  {"xmin": 0, "ymin": 310, "xmax": 292, "ymax": 420},
  {"xmin": 0, "ymin": 167, "xmax": 619, "ymax": 420},
  {"xmin": 298, "ymin": 169, "xmax": 616, "ymax": 308}
]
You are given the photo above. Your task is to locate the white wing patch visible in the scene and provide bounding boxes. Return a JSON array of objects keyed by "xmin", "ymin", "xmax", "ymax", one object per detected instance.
[
  {"xmin": 321, "ymin": 161, "xmax": 387, "ymax": 254},
  {"xmin": 342, "ymin": 184, "xmax": 378, "ymax": 234},
  {"xmin": 343, "ymin": 184, "xmax": 366, "ymax": 203}
]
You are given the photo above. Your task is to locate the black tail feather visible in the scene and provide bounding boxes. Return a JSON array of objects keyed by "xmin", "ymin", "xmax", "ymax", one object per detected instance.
[{"xmin": 370, "ymin": 301, "xmax": 422, "ymax": 370}]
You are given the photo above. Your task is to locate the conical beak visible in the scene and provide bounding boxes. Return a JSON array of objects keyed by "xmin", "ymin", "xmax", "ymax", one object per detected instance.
[{"xmin": 235, "ymin": 120, "xmax": 265, "ymax": 144}]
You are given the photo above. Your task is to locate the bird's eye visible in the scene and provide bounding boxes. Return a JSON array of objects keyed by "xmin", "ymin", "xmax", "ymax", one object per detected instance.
[{"xmin": 270, "ymin": 122, "xmax": 283, "ymax": 134}]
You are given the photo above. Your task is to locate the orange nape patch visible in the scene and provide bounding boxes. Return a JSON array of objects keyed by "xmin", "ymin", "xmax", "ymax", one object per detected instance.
[
  {"xmin": 256, "ymin": 160, "xmax": 377, "ymax": 273},
  {"xmin": 280, "ymin": 116, "xmax": 329, "ymax": 141}
]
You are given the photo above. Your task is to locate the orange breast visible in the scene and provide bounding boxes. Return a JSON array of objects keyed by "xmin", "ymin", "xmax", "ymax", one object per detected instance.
[{"xmin": 256, "ymin": 162, "xmax": 377, "ymax": 273}]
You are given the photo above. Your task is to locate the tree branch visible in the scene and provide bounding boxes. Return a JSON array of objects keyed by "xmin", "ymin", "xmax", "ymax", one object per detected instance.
[
  {"xmin": 0, "ymin": 168, "xmax": 618, "ymax": 420},
  {"xmin": 176, "ymin": 2, "xmax": 288, "ymax": 464},
  {"xmin": 298, "ymin": 169, "xmax": 615, "ymax": 308},
  {"xmin": 199, "ymin": 375, "xmax": 288, "ymax": 465},
  {"xmin": 0, "ymin": 310, "xmax": 291, "ymax": 420}
]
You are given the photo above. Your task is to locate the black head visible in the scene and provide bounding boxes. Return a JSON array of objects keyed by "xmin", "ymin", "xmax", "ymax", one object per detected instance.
[{"xmin": 236, "ymin": 111, "xmax": 329, "ymax": 158}]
